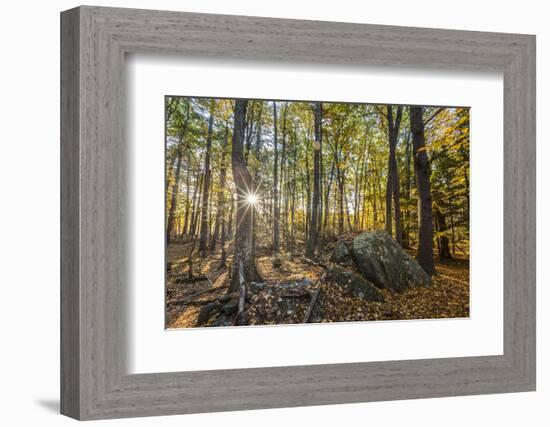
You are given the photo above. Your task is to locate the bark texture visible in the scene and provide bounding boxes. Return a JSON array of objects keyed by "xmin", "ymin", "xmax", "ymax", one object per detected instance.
[
  {"xmin": 410, "ymin": 105, "xmax": 436, "ymax": 275},
  {"xmin": 199, "ymin": 100, "xmax": 215, "ymax": 254},
  {"xmin": 306, "ymin": 102, "xmax": 322, "ymax": 258},
  {"xmin": 230, "ymin": 100, "xmax": 262, "ymax": 293}
]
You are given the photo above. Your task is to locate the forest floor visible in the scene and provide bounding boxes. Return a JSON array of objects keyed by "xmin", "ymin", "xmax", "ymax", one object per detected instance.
[{"xmin": 165, "ymin": 236, "xmax": 469, "ymax": 328}]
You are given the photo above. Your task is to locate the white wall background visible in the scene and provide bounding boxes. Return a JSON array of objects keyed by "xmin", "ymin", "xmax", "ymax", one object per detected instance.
[{"xmin": 0, "ymin": 0, "xmax": 546, "ymax": 425}]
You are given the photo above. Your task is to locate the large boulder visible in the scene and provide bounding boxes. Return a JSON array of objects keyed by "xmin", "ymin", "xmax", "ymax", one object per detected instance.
[
  {"xmin": 327, "ymin": 266, "xmax": 385, "ymax": 302},
  {"xmin": 330, "ymin": 240, "xmax": 353, "ymax": 265},
  {"xmin": 351, "ymin": 231, "xmax": 430, "ymax": 292}
]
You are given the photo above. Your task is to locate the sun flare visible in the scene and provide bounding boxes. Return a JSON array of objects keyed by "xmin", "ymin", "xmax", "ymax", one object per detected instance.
[{"xmin": 246, "ymin": 193, "xmax": 258, "ymax": 206}]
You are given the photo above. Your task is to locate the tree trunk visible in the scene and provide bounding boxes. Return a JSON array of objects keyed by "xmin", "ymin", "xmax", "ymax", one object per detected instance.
[
  {"xmin": 219, "ymin": 210, "xmax": 227, "ymax": 268},
  {"xmin": 166, "ymin": 138, "xmax": 183, "ymax": 245},
  {"xmin": 190, "ymin": 172, "xmax": 203, "ymax": 237},
  {"xmin": 165, "ymin": 154, "xmax": 176, "ymax": 194},
  {"xmin": 165, "ymin": 97, "xmax": 178, "ymax": 124},
  {"xmin": 182, "ymin": 153, "xmax": 191, "ymax": 235},
  {"xmin": 385, "ymin": 105, "xmax": 403, "ymax": 245},
  {"xmin": 343, "ymin": 185, "xmax": 353, "ymax": 232},
  {"xmin": 251, "ymin": 108, "xmax": 263, "ymax": 262},
  {"xmin": 434, "ymin": 205, "xmax": 452, "ymax": 259},
  {"xmin": 390, "ymin": 141, "xmax": 403, "ymax": 245},
  {"xmin": 304, "ymin": 140, "xmax": 311, "ymax": 239},
  {"xmin": 272, "ymin": 101, "xmax": 280, "ymax": 253},
  {"xmin": 385, "ymin": 163, "xmax": 393, "ymax": 236},
  {"xmin": 410, "ymin": 105, "xmax": 436, "ymax": 275},
  {"xmin": 244, "ymin": 102, "xmax": 256, "ymax": 164},
  {"xmin": 167, "ymin": 104, "xmax": 191, "ymax": 243},
  {"xmin": 318, "ymin": 128, "xmax": 323, "ymax": 238},
  {"xmin": 199, "ymin": 100, "xmax": 215, "ymax": 254},
  {"xmin": 280, "ymin": 106, "xmax": 287, "ymax": 249},
  {"xmin": 210, "ymin": 124, "xmax": 229, "ymax": 252},
  {"xmin": 166, "ymin": 116, "xmax": 191, "ymax": 243},
  {"xmin": 229, "ymin": 100, "xmax": 262, "ymax": 293},
  {"xmin": 227, "ymin": 195, "xmax": 234, "ymax": 239},
  {"xmin": 306, "ymin": 102, "xmax": 322, "ymax": 258},
  {"xmin": 337, "ymin": 160, "xmax": 345, "ymax": 234},
  {"xmin": 290, "ymin": 129, "xmax": 297, "ymax": 249},
  {"xmin": 372, "ymin": 179, "xmax": 378, "ymax": 227},
  {"xmin": 354, "ymin": 150, "xmax": 365, "ymax": 230},
  {"xmin": 403, "ymin": 131, "xmax": 412, "ymax": 247},
  {"xmin": 323, "ymin": 157, "xmax": 335, "ymax": 232}
]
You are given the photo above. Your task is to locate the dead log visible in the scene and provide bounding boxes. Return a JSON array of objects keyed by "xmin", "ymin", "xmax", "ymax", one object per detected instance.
[
  {"xmin": 236, "ymin": 283, "xmax": 247, "ymax": 326},
  {"xmin": 306, "ymin": 270, "xmax": 327, "ymax": 324},
  {"xmin": 230, "ymin": 260, "xmax": 248, "ymax": 325},
  {"xmin": 303, "ymin": 287, "xmax": 321, "ymax": 323},
  {"xmin": 303, "ymin": 257, "xmax": 329, "ymax": 270},
  {"xmin": 174, "ymin": 275, "xmax": 210, "ymax": 284},
  {"xmin": 172, "ymin": 297, "xmax": 220, "ymax": 307},
  {"xmin": 171, "ymin": 286, "xmax": 229, "ymax": 305},
  {"xmin": 280, "ymin": 290, "xmax": 311, "ymax": 298}
]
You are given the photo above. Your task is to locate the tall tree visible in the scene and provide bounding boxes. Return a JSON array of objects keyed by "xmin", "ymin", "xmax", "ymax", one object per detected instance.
[
  {"xmin": 182, "ymin": 152, "xmax": 192, "ymax": 235},
  {"xmin": 335, "ymin": 144, "xmax": 345, "ymax": 234},
  {"xmin": 229, "ymin": 100, "xmax": 262, "ymax": 293},
  {"xmin": 189, "ymin": 170, "xmax": 202, "ymax": 236},
  {"xmin": 272, "ymin": 101, "xmax": 280, "ymax": 253},
  {"xmin": 210, "ymin": 122, "xmax": 229, "ymax": 252},
  {"xmin": 198, "ymin": 99, "xmax": 215, "ymax": 254},
  {"xmin": 166, "ymin": 100, "xmax": 190, "ymax": 244},
  {"xmin": 279, "ymin": 105, "xmax": 288, "ymax": 248},
  {"xmin": 251, "ymin": 107, "xmax": 263, "ymax": 259},
  {"xmin": 384, "ymin": 105, "xmax": 403, "ymax": 245},
  {"xmin": 306, "ymin": 102, "xmax": 322, "ymax": 258},
  {"xmin": 403, "ymin": 130, "xmax": 412, "ymax": 248},
  {"xmin": 410, "ymin": 105, "xmax": 436, "ymax": 274},
  {"xmin": 166, "ymin": 136, "xmax": 183, "ymax": 244}
]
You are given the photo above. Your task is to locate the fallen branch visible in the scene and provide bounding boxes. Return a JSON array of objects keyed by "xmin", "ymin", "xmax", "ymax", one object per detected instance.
[
  {"xmin": 280, "ymin": 290, "xmax": 311, "ymax": 298},
  {"xmin": 230, "ymin": 261, "xmax": 248, "ymax": 326},
  {"xmin": 303, "ymin": 257, "xmax": 329, "ymax": 270},
  {"xmin": 236, "ymin": 283, "xmax": 247, "ymax": 326},
  {"xmin": 174, "ymin": 275, "xmax": 210, "ymax": 284},
  {"xmin": 171, "ymin": 295, "xmax": 221, "ymax": 307},
  {"xmin": 301, "ymin": 268, "xmax": 326, "ymax": 323},
  {"xmin": 303, "ymin": 287, "xmax": 321, "ymax": 323},
  {"xmin": 171, "ymin": 285, "xmax": 228, "ymax": 305}
]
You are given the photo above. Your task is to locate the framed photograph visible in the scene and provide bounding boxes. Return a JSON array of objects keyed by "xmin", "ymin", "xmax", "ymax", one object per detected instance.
[
  {"xmin": 163, "ymin": 96, "xmax": 470, "ymax": 329},
  {"xmin": 61, "ymin": 6, "xmax": 536, "ymax": 420}
]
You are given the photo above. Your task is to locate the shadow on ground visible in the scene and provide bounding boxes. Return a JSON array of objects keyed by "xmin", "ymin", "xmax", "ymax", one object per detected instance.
[{"xmin": 35, "ymin": 399, "xmax": 59, "ymax": 414}]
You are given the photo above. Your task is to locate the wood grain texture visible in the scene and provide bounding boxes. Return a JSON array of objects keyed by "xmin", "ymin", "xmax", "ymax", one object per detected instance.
[
  {"xmin": 60, "ymin": 7, "xmax": 80, "ymax": 419},
  {"xmin": 60, "ymin": 5, "xmax": 536, "ymax": 420}
]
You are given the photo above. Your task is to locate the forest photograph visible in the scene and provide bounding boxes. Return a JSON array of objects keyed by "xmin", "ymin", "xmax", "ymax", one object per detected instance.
[{"xmin": 165, "ymin": 96, "xmax": 470, "ymax": 328}]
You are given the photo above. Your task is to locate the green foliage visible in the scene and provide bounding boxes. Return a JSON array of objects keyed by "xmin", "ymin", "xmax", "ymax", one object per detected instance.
[{"xmin": 165, "ymin": 97, "xmax": 470, "ymax": 256}]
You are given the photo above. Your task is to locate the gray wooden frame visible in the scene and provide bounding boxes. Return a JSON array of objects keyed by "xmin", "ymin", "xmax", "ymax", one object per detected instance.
[{"xmin": 61, "ymin": 5, "xmax": 536, "ymax": 420}]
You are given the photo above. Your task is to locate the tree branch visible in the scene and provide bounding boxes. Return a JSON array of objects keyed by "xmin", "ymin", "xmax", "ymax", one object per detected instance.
[{"xmin": 424, "ymin": 107, "xmax": 445, "ymax": 126}]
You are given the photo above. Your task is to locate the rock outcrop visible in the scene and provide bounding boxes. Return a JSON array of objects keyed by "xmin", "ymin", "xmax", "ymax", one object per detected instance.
[
  {"xmin": 326, "ymin": 265, "xmax": 385, "ymax": 302},
  {"xmin": 330, "ymin": 240, "xmax": 353, "ymax": 265},
  {"xmin": 350, "ymin": 231, "xmax": 430, "ymax": 292}
]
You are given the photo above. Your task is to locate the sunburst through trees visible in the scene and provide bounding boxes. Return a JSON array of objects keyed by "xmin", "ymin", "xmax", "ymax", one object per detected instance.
[{"xmin": 165, "ymin": 97, "xmax": 470, "ymax": 328}]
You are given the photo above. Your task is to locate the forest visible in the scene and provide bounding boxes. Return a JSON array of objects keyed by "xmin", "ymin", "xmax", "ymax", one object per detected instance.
[{"xmin": 165, "ymin": 96, "xmax": 470, "ymax": 328}]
